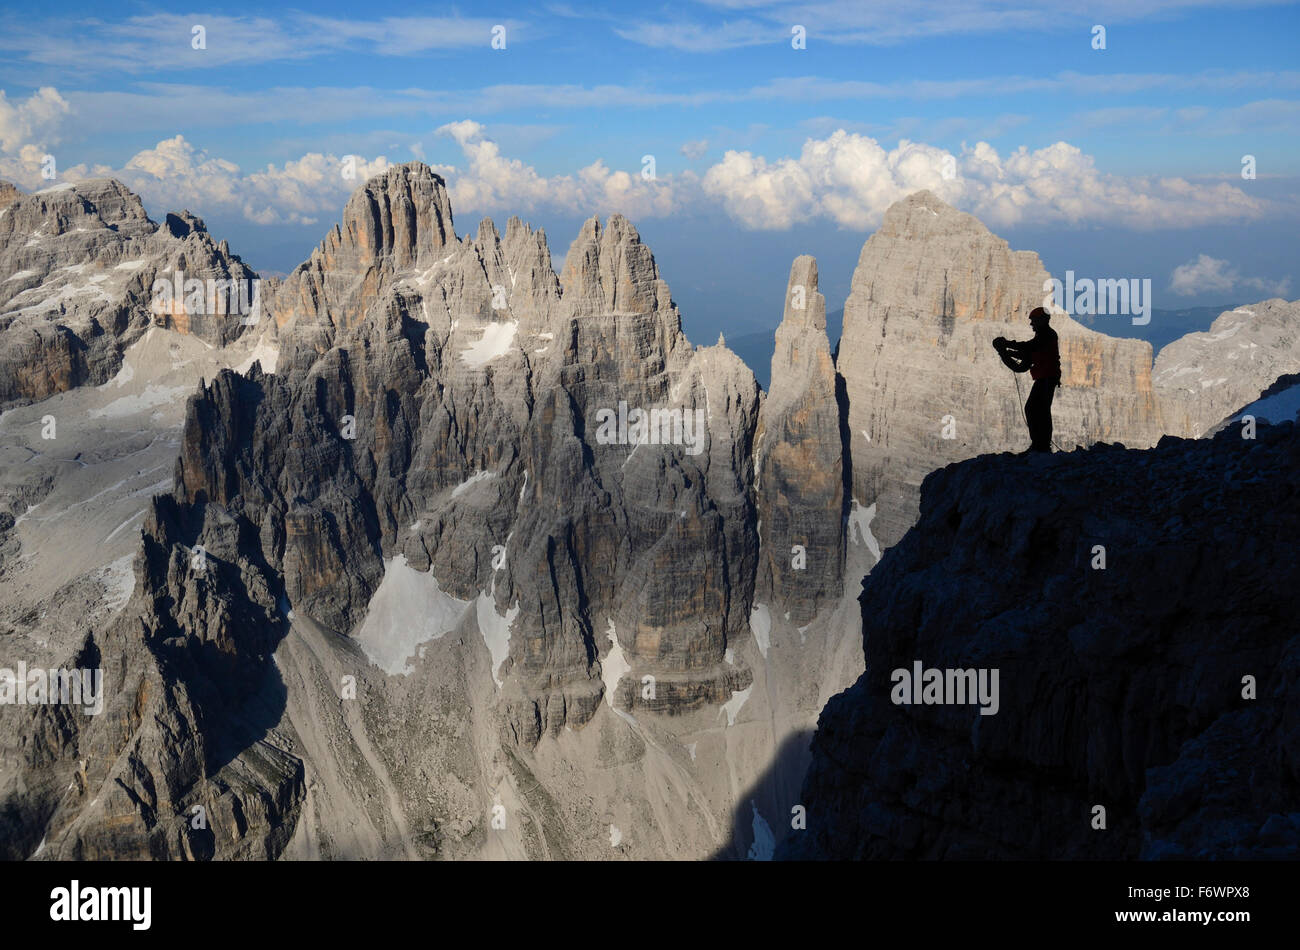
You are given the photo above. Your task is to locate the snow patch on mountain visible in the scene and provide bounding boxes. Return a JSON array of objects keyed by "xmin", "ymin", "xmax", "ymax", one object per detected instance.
[{"xmin": 355, "ymin": 556, "xmax": 472, "ymax": 676}]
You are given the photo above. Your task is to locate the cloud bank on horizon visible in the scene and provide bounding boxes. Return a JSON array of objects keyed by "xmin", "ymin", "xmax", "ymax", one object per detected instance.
[
  {"xmin": 0, "ymin": 0, "xmax": 1295, "ymax": 310},
  {"xmin": 0, "ymin": 95, "xmax": 1278, "ymax": 232}
]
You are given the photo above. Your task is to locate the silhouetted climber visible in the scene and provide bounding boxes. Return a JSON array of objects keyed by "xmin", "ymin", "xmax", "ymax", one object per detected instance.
[{"xmin": 993, "ymin": 307, "xmax": 1061, "ymax": 453}]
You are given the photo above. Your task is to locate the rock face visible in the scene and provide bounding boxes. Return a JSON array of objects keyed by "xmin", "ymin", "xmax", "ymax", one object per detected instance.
[
  {"xmin": 6, "ymin": 171, "xmax": 1291, "ymax": 862},
  {"xmin": 270, "ymin": 164, "xmax": 457, "ymax": 349},
  {"xmin": 781, "ymin": 420, "xmax": 1300, "ymax": 859},
  {"xmin": 9, "ymin": 163, "xmax": 860, "ymax": 861},
  {"xmin": 0, "ymin": 164, "xmax": 779, "ymax": 858},
  {"xmin": 179, "ymin": 165, "xmax": 768, "ymax": 743},
  {"xmin": 755, "ymin": 256, "xmax": 845, "ymax": 623},
  {"xmin": 3, "ymin": 492, "xmax": 304, "ymax": 861},
  {"xmin": 1154, "ymin": 298, "xmax": 1300, "ymax": 437},
  {"xmin": 836, "ymin": 190, "xmax": 1164, "ymax": 548},
  {"xmin": 0, "ymin": 179, "xmax": 257, "ymax": 408}
]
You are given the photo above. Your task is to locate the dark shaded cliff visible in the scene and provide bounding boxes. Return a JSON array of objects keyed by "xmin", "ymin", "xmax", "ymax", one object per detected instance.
[{"xmin": 781, "ymin": 417, "xmax": 1300, "ymax": 859}]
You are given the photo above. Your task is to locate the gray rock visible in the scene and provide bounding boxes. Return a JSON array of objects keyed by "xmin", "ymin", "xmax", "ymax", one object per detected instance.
[
  {"xmin": 755, "ymin": 255, "xmax": 845, "ymax": 623},
  {"xmin": 173, "ymin": 167, "xmax": 766, "ymax": 744},
  {"xmin": 1154, "ymin": 298, "xmax": 1300, "ymax": 437},
  {"xmin": 7, "ymin": 171, "xmax": 1293, "ymax": 862},
  {"xmin": 0, "ymin": 178, "xmax": 257, "ymax": 409},
  {"xmin": 836, "ymin": 190, "xmax": 1164, "ymax": 548}
]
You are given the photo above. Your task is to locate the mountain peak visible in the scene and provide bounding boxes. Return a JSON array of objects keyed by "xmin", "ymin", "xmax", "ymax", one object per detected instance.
[
  {"xmin": 839, "ymin": 186, "xmax": 1162, "ymax": 548},
  {"xmin": 363, "ymin": 160, "xmax": 447, "ymax": 191},
  {"xmin": 757, "ymin": 253, "xmax": 843, "ymax": 622},
  {"xmin": 880, "ymin": 188, "xmax": 982, "ymax": 239},
  {"xmin": 337, "ymin": 160, "xmax": 456, "ymax": 268},
  {"xmin": 560, "ymin": 213, "xmax": 670, "ymax": 316},
  {"xmin": 163, "ymin": 210, "xmax": 207, "ymax": 238},
  {"xmin": 7, "ymin": 177, "xmax": 151, "ymax": 228},
  {"xmin": 782, "ymin": 254, "xmax": 826, "ymax": 332},
  {"xmin": 475, "ymin": 216, "xmax": 501, "ymax": 249}
]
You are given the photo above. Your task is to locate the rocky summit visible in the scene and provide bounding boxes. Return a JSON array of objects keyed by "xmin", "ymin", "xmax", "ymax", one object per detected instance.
[
  {"xmin": 1154, "ymin": 298, "xmax": 1300, "ymax": 438},
  {"xmin": 0, "ymin": 165, "xmax": 869, "ymax": 860},
  {"xmin": 0, "ymin": 179, "xmax": 258, "ymax": 409},
  {"xmin": 1, "ymin": 165, "xmax": 1296, "ymax": 862},
  {"xmin": 755, "ymin": 255, "xmax": 845, "ymax": 624},
  {"xmin": 836, "ymin": 190, "xmax": 1164, "ymax": 548}
]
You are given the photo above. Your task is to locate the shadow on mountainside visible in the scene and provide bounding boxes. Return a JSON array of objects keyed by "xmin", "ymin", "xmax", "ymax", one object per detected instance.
[
  {"xmin": 1209, "ymin": 371, "xmax": 1300, "ymax": 436},
  {"xmin": 710, "ymin": 728, "xmax": 815, "ymax": 860},
  {"xmin": 779, "ymin": 419, "xmax": 1300, "ymax": 860},
  {"xmin": 141, "ymin": 370, "xmax": 294, "ymax": 779}
]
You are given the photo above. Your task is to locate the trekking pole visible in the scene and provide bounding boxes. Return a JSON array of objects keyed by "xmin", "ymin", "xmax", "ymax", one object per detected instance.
[
  {"xmin": 1011, "ymin": 369, "xmax": 1027, "ymax": 427},
  {"xmin": 997, "ymin": 338, "xmax": 1064, "ymax": 452}
]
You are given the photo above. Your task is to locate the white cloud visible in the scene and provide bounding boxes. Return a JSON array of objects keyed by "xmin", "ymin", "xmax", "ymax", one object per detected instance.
[
  {"xmin": 703, "ymin": 132, "xmax": 959, "ymax": 229},
  {"xmin": 1169, "ymin": 255, "xmax": 1238, "ymax": 294},
  {"xmin": 1243, "ymin": 274, "xmax": 1293, "ymax": 297},
  {"xmin": 0, "ymin": 135, "xmax": 390, "ymax": 226},
  {"xmin": 294, "ymin": 15, "xmax": 520, "ymax": 56},
  {"xmin": 0, "ymin": 123, "xmax": 677, "ymax": 225},
  {"xmin": 0, "ymin": 14, "xmax": 524, "ymax": 72},
  {"xmin": 3, "ymin": 2, "xmax": 1291, "ymax": 71},
  {"xmin": 703, "ymin": 133, "xmax": 1267, "ymax": 230},
  {"xmin": 0, "ymin": 123, "xmax": 1275, "ymax": 236},
  {"xmin": 1072, "ymin": 98, "xmax": 1300, "ymax": 135},
  {"xmin": 1169, "ymin": 254, "xmax": 1291, "ymax": 297},
  {"xmin": 0, "ymin": 87, "xmax": 70, "ymax": 152},
  {"xmin": 4, "ymin": 69, "xmax": 1291, "ymax": 147},
  {"xmin": 621, "ymin": 1, "xmax": 1295, "ymax": 49},
  {"xmin": 613, "ymin": 19, "xmax": 775, "ymax": 52},
  {"xmin": 112, "ymin": 137, "xmax": 388, "ymax": 225},
  {"xmin": 434, "ymin": 120, "xmax": 680, "ymax": 220},
  {"xmin": 681, "ymin": 139, "xmax": 710, "ymax": 160}
]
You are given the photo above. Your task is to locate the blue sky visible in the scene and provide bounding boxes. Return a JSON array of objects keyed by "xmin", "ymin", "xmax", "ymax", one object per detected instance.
[{"xmin": 1, "ymin": 1, "xmax": 1297, "ymax": 344}]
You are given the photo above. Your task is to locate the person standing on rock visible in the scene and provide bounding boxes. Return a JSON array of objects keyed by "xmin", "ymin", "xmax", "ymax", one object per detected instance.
[{"xmin": 993, "ymin": 307, "xmax": 1061, "ymax": 453}]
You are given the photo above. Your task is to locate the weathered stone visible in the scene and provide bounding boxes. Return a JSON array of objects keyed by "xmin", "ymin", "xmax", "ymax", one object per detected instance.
[
  {"xmin": 755, "ymin": 255, "xmax": 845, "ymax": 623},
  {"xmin": 7, "ymin": 170, "xmax": 1296, "ymax": 862},
  {"xmin": 836, "ymin": 190, "xmax": 1163, "ymax": 548},
  {"xmin": 1154, "ymin": 298, "xmax": 1300, "ymax": 436},
  {"xmin": 0, "ymin": 178, "xmax": 257, "ymax": 408}
]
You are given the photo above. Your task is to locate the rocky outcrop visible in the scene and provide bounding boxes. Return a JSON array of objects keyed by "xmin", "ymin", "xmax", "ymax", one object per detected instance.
[
  {"xmin": 8, "ymin": 171, "xmax": 1288, "ymax": 862},
  {"xmin": 1154, "ymin": 298, "xmax": 1300, "ymax": 437},
  {"xmin": 781, "ymin": 419, "xmax": 1300, "ymax": 859},
  {"xmin": 269, "ymin": 164, "xmax": 456, "ymax": 349},
  {"xmin": 0, "ymin": 486, "xmax": 303, "ymax": 861},
  {"xmin": 754, "ymin": 256, "xmax": 845, "ymax": 623},
  {"xmin": 0, "ymin": 178, "xmax": 257, "ymax": 408},
  {"xmin": 167, "ymin": 164, "xmax": 768, "ymax": 745},
  {"xmin": 4, "ymin": 164, "xmax": 837, "ymax": 860},
  {"xmin": 835, "ymin": 190, "xmax": 1164, "ymax": 548}
]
